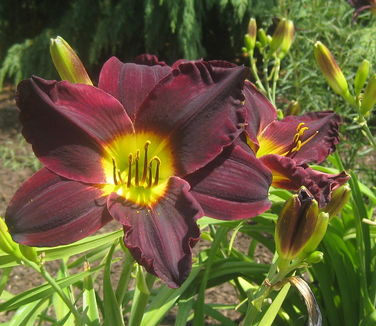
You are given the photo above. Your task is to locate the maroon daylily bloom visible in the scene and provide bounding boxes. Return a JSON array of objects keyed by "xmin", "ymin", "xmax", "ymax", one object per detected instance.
[
  {"xmin": 243, "ymin": 81, "xmax": 349, "ymax": 207},
  {"xmin": 5, "ymin": 56, "xmax": 272, "ymax": 287}
]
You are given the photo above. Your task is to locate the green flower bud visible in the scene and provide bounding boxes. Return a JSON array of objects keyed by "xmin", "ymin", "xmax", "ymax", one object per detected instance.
[
  {"xmin": 305, "ymin": 251, "xmax": 324, "ymax": 264},
  {"xmin": 0, "ymin": 217, "xmax": 22, "ymax": 258},
  {"xmin": 50, "ymin": 36, "xmax": 92, "ymax": 85},
  {"xmin": 245, "ymin": 18, "xmax": 257, "ymax": 53},
  {"xmin": 360, "ymin": 75, "xmax": 376, "ymax": 115},
  {"xmin": 300, "ymin": 212, "xmax": 329, "ymax": 255},
  {"xmin": 244, "ymin": 34, "xmax": 253, "ymax": 53},
  {"xmin": 257, "ymin": 29, "xmax": 268, "ymax": 47},
  {"xmin": 322, "ymin": 185, "xmax": 351, "ymax": 218},
  {"xmin": 314, "ymin": 41, "xmax": 349, "ymax": 97},
  {"xmin": 354, "ymin": 59, "xmax": 370, "ymax": 96},
  {"xmin": 270, "ymin": 19, "xmax": 295, "ymax": 58},
  {"xmin": 275, "ymin": 188, "xmax": 321, "ymax": 261},
  {"xmin": 285, "ymin": 100, "xmax": 301, "ymax": 116}
]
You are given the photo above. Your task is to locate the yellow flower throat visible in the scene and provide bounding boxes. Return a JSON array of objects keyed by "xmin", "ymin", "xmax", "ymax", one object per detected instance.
[{"xmin": 101, "ymin": 132, "xmax": 175, "ymax": 206}]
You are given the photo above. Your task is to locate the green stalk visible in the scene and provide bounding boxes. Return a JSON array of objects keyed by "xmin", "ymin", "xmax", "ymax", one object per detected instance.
[
  {"xmin": 115, "ymin": 246, "xmax": 135, "ymax": 304},
  {"xmin": 24, "ymin": 260, "xmax": 84, "ymax": 325},
  {"xmin": 128, "ymin": 269, "xmax": 156, "ymax": 326},
  {"xmin": 262, "ymin": 58, "xmax": 273, "ymax": 103},
  {"xmin": 361, "ymin": 121, "xmax": 376, "ymax": 150},
  {"xmin": 241, "ymin": 255, "xmax": 303, "ymax": 325},
  {"xmin": 271, "ymin": 57, "xmax": 281, "ymax": 106},
  {"xmin": 193, "ymin": 226, "xmax": 228, "ymax": 326},
  {"xmin": 249, "ymin": 55, "xmax": 267, "ymax": 94}
]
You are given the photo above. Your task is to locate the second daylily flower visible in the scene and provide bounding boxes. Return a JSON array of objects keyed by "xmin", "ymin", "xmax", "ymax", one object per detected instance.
[
  {"xmin": 243, "ymin": 81, "xmax": 349, "ymax": 207},
  {"xmin": 5, "ymin": 56, "xmax": 272, "ymax": 287}
]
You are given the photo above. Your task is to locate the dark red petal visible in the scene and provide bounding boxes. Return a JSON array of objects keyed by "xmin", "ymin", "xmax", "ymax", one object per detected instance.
[
  {"xmin": 107, "ymin": 177, "xmax": 202, "ymax": 288},
  {"xmin": 243, "ymin": 81, "xmax": 277, "ymax": 147},
  {"xmin": 5, "ymin": 168, "xmax": 112, "ymax": 247},
  {"xmin": 17, "ymin": 77, "xmax": 134, "ymax": 183},
  {"xmin": 135, "ymin": 61, "xmax": 249, "ymax": 176},
  {"xmin": 260, "ymin": 154, "xmax": 349, "ymax": 207},
  {"xmin": 134, "ymin": 54, "xmax": 168, "ymax": 66},
  {"xmin": 258, "ymin": 111, "xmax": 340, "ymax": 164},
  {"xmin": 185, "ymin": 144, "xmax": 272, "ymax": 220},
  {"xmin": 98, "ymin": 56, "xmax": 172, "ymax": 121}
]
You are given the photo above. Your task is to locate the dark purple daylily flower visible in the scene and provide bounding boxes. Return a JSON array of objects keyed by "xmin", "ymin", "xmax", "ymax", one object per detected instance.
[
  {"xmin": 5, "ymin": 55, "xmax": 272, "ymax": 288},
  {"xmin": 243, "ymin": 81, "xmax": 349, "ymax": 207}
]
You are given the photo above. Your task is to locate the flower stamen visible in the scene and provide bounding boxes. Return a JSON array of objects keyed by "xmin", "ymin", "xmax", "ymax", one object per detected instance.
[
  {"xmin": 135, "ymin": 150, "xmax": 140, "ymax": 187},
  {"xmin": 153, "ymin": 157, "xmax": 161, "ymax": 186},
  {"xmin": 127, "ymin": 154, "xmax": 133, "ymax": 188},
  {"xmin": 112, "ymin": 158, "xmax": 118, "ymax": 185},
  {"xmin": 284, "ymin": 123, "xmax": 318, "ymax": 156},
  {"xmin": 142, "ymin": 140, "xmax": 151, "ymax": 183}
]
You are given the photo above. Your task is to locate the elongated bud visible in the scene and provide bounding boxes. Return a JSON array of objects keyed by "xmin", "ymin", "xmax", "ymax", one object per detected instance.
[
  {"xmin": 285, "ymin": 100, "xmax": 301, "ymax": 116},
  {"xmin": 0, "ymin": 217, "xmax": 22, "ymax": 258},
  {"xmin": 323, "ymin": 185, "xmax": 351, "ymax": 218},
  {"xmin": 257, "ymin": 28, "xmax": 268, "ymax": 47},
  {"xmin": 360, "ymin": 75, "xmax": 376, "ymax": 115},
  {"xmin": 300, "ymin": 212, "xmax": 329, "ymax": 255},
  {"xmin": 50, "ymin": 36, "xmax": 92, "ymax": 85},
  {"xmin": 245, "ymin": 18, "xmax": 257, "ymax": 53},
  {"xmin": 314, "ymin": 41, "xmax": 349, "ymax": 97},
  {"xmin": 354, "ymin": 59, "xmax": 370, "ymax": 96},
  {"xmin": 270, "ymin": 19, "xmax": 295, "ymax": 58},
  {"xmin": 275, "ymin": 188, "xmax": 320, "ymax": 261}
]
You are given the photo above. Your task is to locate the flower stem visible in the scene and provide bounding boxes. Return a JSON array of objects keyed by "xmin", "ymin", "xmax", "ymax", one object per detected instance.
[
  {"xmin": 242, "ymin": 255, "xmax": 303, "ymax": 325},
  {"xmin": 25, "ymin": 260, "xmax": 84, "ymax": 325},
  {"xmin": 249, "ymin": 55, "xmax": 267, "ymax": 94},
  {"xmin": 128, "ymin": 269, "xmax": 156, "ymax": 326},
  {"xmin": 271, "ymin": 57, "xmax": 281, "ymax": 106},
  {"xmin": 115, "ymin": 246, "xmax": 135, "ymax": 304}
]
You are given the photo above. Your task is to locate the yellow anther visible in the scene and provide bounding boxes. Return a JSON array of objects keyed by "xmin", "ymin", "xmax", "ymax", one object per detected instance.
[{"xmin": 287, "ymin": 123, "xmax": 319, "ymax": 156}]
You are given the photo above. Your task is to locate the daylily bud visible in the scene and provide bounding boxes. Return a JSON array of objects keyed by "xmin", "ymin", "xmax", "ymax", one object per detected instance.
[
  {"xmin": 301, "ymin": 212, "xmax": 329, "ymax": 255},
  {"xmin": 0, "ymin": 217, "xmax": 22, "ymax": 258},
  {"xmin": 50, "ymin": 36, "xmax": 92, "ymax": 85},
  {"xmin": 360, "ymin": 75, "xmax": 376, "ymax": 115},
  {"xmin": 322, "ymin": 185, "xmax": 351, "ymax": 218},
  {"xmin": 305, "ymin": 251, "xmax": 324, "ymax": 264},
  {"xmin": 257, "ymin": 28, "xmax": 268, "ymax": 47},
  {"xmin": 270, "ymin": 19, "xmax": 295, "ymax": 58},
  {"xmin": 285, "ymin": 100, "xmax": 301, "ymax": 116},
  {"xmin": 314, "ymin": 41, "xmax": 349, "ymax": 97},
  {"xmin": 354, "ymin": 59, "xmax": 370, "ymax": 96},
  {"xmin": 245, "ymin": 18, "xmax": 257, "ymax": 53},
  {"xmin": 275, "ymin": 188, "xmax": 322, "ymax": 261}
]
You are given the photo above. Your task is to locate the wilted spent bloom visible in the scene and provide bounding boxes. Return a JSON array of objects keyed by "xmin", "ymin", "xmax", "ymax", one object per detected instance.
[
  {"xmin": 360, "ymin": 75, "xmax": 376, "ymax": 115},
  {"xmin": 322, "ymin": 184, "xmax": 351, "ymax": 218},
  {"xmin": 270, "ymin": 18, "xmax": 295, "ymax": 59},
  {"xmin": 275, "ymin": 188, "xmax": 329, "ymax": 261},
  {"xmin": 314, "ymin": 41, "xmax": 349, "ymax": 97},
  {"xmin": 354, "ymin": 59, "xmax": 370, "ymax": 96},
  {"xmin": 50, "ymin": 36, "xmax": 92, "ymax": 85}
]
